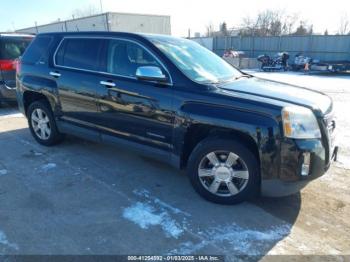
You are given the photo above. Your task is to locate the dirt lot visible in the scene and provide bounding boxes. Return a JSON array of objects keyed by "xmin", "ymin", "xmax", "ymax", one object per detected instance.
[{"xmin": 0, "ymin": 71, "xmax": 349, "ymax": 260}]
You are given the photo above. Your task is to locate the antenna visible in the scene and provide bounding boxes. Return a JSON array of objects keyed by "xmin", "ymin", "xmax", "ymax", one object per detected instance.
[{"xmin": 99, "ymin": 0, "xmax": 103, "ymax": 13}]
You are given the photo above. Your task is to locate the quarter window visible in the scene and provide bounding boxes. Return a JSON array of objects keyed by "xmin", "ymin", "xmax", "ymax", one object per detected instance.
[
  {"xmin": 106, "ymin": 39, "xmax": 163, "ymax": 78},
  {"xmin": 55, "ymin": 38, "xmax": 104, "ymax": 71},
  {"xmin": 21, "ymin": 36, "xmax": 50, "ymax": 64}
]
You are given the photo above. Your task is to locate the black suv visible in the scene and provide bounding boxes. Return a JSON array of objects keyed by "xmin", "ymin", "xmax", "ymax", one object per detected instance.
[
  {"xmin": 16, "ymin": 32, "xmax": 338, "ymax": 204},
  {"xmin": 0, "ymin": 33, "xmax": 33, "ymax": 105}
]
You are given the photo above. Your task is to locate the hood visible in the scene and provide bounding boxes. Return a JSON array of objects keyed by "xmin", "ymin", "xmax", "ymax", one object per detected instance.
[{"xmin": 219, "ymin": 77, "xmax": 332, "ymax": 114}]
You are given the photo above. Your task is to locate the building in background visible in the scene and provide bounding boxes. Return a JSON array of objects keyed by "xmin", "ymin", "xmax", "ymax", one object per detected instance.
[{"xmin": 16, "ymin": 12, "xmax": 171, "ymax": 35}]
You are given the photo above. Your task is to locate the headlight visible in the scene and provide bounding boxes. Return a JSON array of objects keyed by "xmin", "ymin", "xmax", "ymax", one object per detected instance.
[{"xmin": 282, "ymin": 106, "xmax": 321, "ymax": 139}]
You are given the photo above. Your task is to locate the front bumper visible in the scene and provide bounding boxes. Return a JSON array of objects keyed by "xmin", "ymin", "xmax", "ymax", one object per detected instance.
[
  {"xmin": 261, "ymin": 140, "xmax": 338, "ymax": 197},
  {"xmin": 261, "ymin": 107, "xmax": 338, "ymax": 198}
]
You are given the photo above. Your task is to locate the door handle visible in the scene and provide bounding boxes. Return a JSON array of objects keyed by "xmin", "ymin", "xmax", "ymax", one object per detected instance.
[
  {"xmin": 50, "ymin": 71, "xmax": 61, "ymax": 78},
  {"xmin": 100, "ymin": 81, "xmax": 116, "ymax": 88}
]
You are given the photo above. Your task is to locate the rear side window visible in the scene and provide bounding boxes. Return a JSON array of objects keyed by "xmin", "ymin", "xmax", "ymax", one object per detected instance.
[
  {"xmin": 21, "ymin": 36, "xmax": 52, "ymax": 64},
  {"xmin": 55, "ymin": 38, "xmax": 104, "ymax": 71},
  {"xmin": 0, "ymin": 37, "xmax": 32, "ymax": 60}
]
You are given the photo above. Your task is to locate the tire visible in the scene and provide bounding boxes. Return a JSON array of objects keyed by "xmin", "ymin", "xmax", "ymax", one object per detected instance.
[
  {"xmin": 27, "ymin": 100, "xmax": 64, "ymax": 146},
  {"xmin": 187, "ymin": 138, "xmax": 259, "ymax": 205}
]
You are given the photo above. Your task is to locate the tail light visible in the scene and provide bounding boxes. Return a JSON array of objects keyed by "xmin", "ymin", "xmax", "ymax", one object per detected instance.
[
  {"xmin": 0, "ymin": 59, "xmax": 16, "ymax": 71},
  {"xmin": 14, "ymin": 59, "xmax": 21, "ymax": 74}
]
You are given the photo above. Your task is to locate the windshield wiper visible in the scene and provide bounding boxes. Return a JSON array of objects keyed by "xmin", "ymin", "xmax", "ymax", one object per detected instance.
[
  {"xmin": 216, "ymin": 75, "xmax": 251, "ymax": 84},
  {"xmin": 204, "ymin": 74, "xmax": 252, "ymax": 85},
  {"xmin": 234, "ymin": 74, "xmax": 252, "ymax": 80}
]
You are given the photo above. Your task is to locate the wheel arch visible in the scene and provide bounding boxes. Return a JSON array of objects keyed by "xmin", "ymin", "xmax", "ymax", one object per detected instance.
[
  {"xmin": 23, "ymin": 91, "xmax": 56, "ymax": 116},
  {"xmin": 181, "ymin": 124, "xmax": 260, "ymax": 170}
]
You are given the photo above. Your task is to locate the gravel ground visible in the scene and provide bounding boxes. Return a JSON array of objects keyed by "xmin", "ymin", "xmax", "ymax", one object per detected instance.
[{"xmin": 0, "ymin": 71, "xmax": 349, "ymax": 261}]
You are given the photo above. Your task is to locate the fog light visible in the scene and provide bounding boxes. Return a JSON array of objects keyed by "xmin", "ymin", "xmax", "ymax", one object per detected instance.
[{"xmin": 301, "ymin": 152, "xmax": 311, "ymax": 176}]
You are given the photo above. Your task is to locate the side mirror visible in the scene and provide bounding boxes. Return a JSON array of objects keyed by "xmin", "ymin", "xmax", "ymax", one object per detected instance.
[{"xmin": 136, "ymin": 66, "xmax": 167, "ymax": 83}]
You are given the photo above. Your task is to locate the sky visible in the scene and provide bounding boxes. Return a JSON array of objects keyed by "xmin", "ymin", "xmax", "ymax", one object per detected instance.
[{"xmin": 0, "ymin": 0, "xmax": 349, "ymax": 36}]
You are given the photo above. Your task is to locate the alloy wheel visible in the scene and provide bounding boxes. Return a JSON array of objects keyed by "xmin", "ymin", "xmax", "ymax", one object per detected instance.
[
  {"xmin": 198, "ymin": 151, "xmax": 249, "ymax": 197},
  {"xmin": 31, "ymin": 108, "xmax": 51, "ymax": 140}
]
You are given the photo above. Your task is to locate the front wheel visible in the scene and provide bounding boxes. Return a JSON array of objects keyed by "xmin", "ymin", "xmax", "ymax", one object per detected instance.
[
  {"xmin": 27, "ymin": 100, "xmax": 64, "ymax": 146},
  {"xmin": 187, "ymin": 138, "xmax": 259, "ymax": 205}
]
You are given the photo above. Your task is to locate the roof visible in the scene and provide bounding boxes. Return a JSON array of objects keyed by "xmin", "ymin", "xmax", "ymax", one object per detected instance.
[{"xmin": 35, "ymin": 31, "xmax": 169, "ymax": 40}]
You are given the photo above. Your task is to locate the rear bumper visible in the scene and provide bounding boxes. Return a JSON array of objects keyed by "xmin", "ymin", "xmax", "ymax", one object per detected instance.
[{"xmin": 0, "ymin": 83, "xmax": 17, "ymax": 102}]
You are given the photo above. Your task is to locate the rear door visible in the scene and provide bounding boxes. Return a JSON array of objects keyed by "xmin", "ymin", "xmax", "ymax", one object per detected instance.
[
  {"xmin": 53, "ymin": 37, "xmax": 105, "ymax": 130},
  {"xmin": 0, "ymin": 36, "xmax": 32, "ymax": 88}
]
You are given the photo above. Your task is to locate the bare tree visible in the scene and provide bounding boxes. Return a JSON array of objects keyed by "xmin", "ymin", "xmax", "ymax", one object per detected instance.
[
  {"xmin": 339, "ymin": 13, "xmax": 349, "ymax": 35},
  {"xmin": 239, "ymin": 16, "xmax": 256, "ymax": 36},
  {"xmin": 219, "ymin": 22, "xmax": 229, "ymax": 36},
  {"xmin": 308, "ymin": 24, "xmax": 314, "ymax": 35},
  {"xmin": 71, "ymin": 5, "xmax": 100, "ymax": 19},
  {"xmin": 239, "ymin": 9, "xmax": 298, "ymax": 36},
  {"xmin": 283, "ymin": 13, "xmax": 299, "ymax": 35},
  {"xmin": 293, "ymin": 21, "xmax": 309, "ymax": 35},
  {"xmin": 205, "ymin": 22, "xmax": 215, "ymax": 37}
]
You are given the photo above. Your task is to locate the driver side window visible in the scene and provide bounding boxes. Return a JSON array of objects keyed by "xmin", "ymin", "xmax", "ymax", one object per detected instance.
[{"xmin": 106, "ymin": 39, "xmax": 163, "ymax": 78}]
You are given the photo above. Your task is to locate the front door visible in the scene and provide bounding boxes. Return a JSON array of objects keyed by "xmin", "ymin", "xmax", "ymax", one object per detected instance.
[{"xmin": 95, "ymin": 38, "xmax": 174, "ymax": 152}]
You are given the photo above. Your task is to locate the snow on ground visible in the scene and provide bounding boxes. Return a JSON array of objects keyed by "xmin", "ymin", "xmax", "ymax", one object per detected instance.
[
  {"xmin": 0, "ymin": 108, "xmax": 23, "ymax": 119},
  {"xmin": 129, "ymin": 189, "xmax": 293, "ymax": 256},
  {"xmin": 0, "ymin": 163, "xmax": 8, "ymax": 177},
  {"xmin": 133, "ymin": 189, "xmax": 191, "ymax": 217},
  {"xmin": 244, "ymin": 70, "xmax": 350, "ymax": 93},
  {"xmin": 169, "ymin": 223, "xmax": 291, "ymax": 256},
  {"xmin": 122, "ymin": 189, "xmax": 188, "ymax": 239},
  {"xmin": 123, "ymin": 202, "xmax": 184, "ymax": 239},
  {"xmin": 40, "ymin": 163, "xmax": 57, "ymax": 172},
  {"xmin": 0, "ymin": 230, "xmax": 18, "ymax": 252}
]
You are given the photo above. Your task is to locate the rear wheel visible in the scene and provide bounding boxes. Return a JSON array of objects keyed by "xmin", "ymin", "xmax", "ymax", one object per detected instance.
[
  {"xmin": 27, "ymin": 100, "xmax": 64, "ymax": 146},
  {"xmin": 187, "ymin": 138, "xmax": 259, "ymax": 205}
]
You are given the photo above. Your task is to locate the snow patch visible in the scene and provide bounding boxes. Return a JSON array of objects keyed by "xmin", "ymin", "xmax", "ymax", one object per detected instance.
[
  {"xmin": 0, "ymin": 231, "xmax": 18, "ymax": 251},
  {"xmin": 41, "ymin": 163, "xmax": 57, "ymax": 171},
  {"xmin": 335, "ymin": 154, "xmax": 350, "ymax": 170},
  {"xmin": 169, "ymin": 223, "xmax": 291, "ymax": 255},
  {"xmin": 0, "ymin": 112, "xmax": 24, "ymax": 119},
  {"xmin": 33, "ymin": 152, "xmax": 43, "ymax": 156},
  {"xmin": 168, "ymin": 241, "xmax": 207, "ymax": 255},
  {"xmin": 123, "ymin": 202, "xmax": 184, "ymax": 238},
  {"xmin": 0, "ymin": 170, "xmax": 8, "ymax": 176},
  {"xmin": 133, "ymin": 189, "xmax": 191, "ymax": 217}
]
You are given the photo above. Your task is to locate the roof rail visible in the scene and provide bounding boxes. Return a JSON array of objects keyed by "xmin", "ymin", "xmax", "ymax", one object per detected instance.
[{"xmin": 0, "ymin": 32, "xmax": 36, "ymax": 36}]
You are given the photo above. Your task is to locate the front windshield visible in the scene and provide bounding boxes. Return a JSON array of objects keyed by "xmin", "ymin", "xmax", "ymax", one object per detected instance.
[{"xmin": 148, "ymin": 36, "xmax": 242, "ymax": 84}]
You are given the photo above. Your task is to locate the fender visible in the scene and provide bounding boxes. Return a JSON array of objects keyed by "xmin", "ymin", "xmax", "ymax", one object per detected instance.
[
  {"xmin": 18, "ymin": 73, "xmax": 60, "ymax": 115},
  {"xmin": 176, "ymin": 101, "xmax": 282, "ymax": 180}
]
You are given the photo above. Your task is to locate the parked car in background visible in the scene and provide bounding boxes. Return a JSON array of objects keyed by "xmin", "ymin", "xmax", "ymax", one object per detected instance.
[
  {"xmin": 16, "ymin": 32, "xmax": 337, "ymax": 204},
  {"xmin": 0, "ymin": 33, "xmax": 33, "ymax": 105}
]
